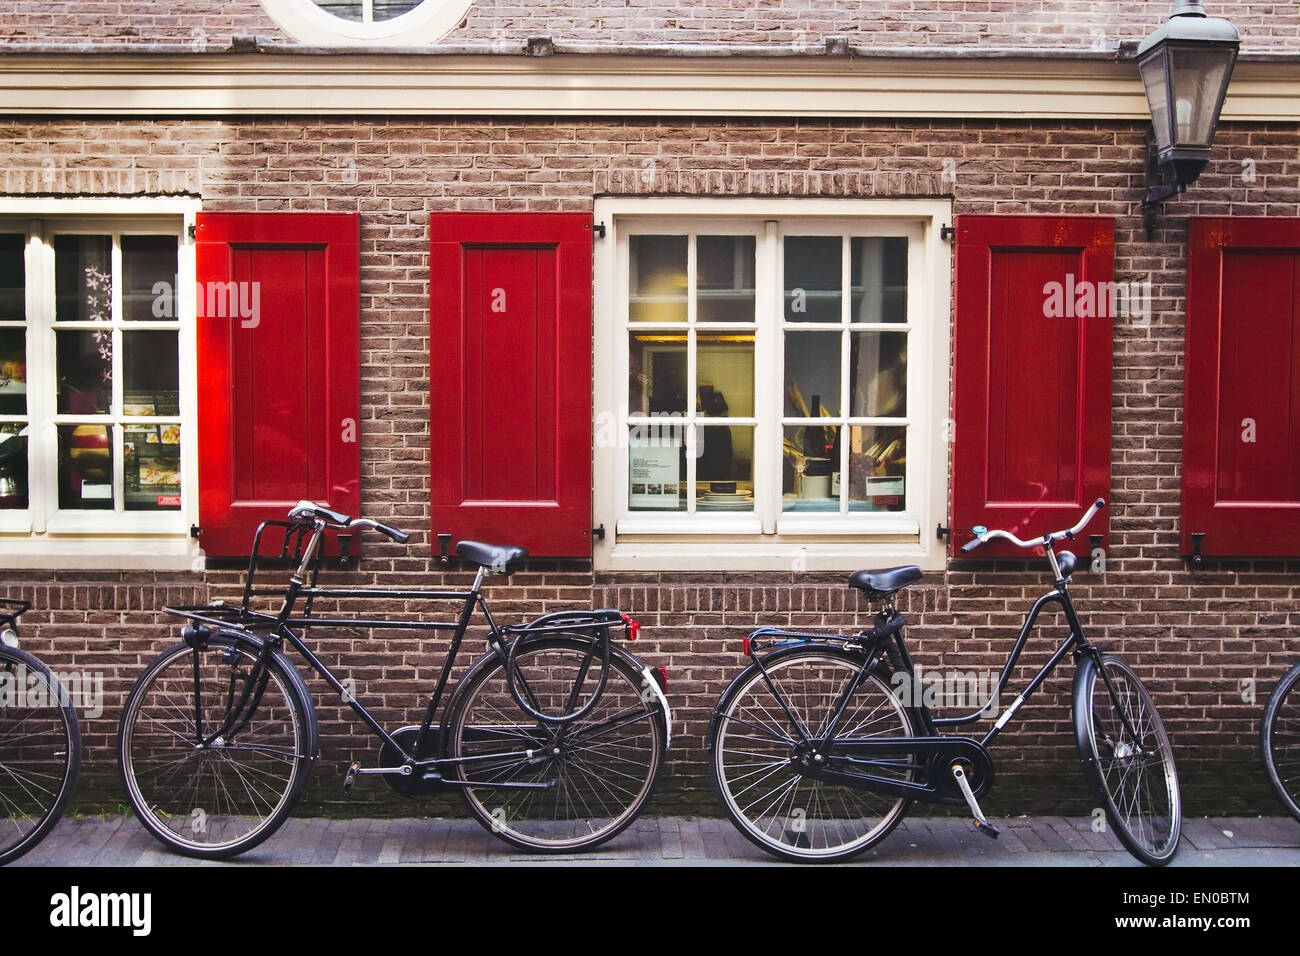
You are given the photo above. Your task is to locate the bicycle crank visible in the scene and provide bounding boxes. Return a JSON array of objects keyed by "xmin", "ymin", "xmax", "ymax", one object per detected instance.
[{"xmin": 950, "ymin": 761, "xmax": 1000, "ymax": 839}]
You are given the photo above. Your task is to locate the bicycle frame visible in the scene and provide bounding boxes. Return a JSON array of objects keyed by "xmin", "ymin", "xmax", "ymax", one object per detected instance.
[
  {"xmin": 739, "ymin": 550, "xmax": 1145, "ymax": 800},
  {"xmin": 167, "ymin": 520, "xmax": 633, "ymax": 787}
]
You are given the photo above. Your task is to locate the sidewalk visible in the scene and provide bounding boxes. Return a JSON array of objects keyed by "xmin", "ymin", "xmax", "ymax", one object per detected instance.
[{"xmin": 14, "ymin": 814, "xmax": 1300, "ymax": 866}]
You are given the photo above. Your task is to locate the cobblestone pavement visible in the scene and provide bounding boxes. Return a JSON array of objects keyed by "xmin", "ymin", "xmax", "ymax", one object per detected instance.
[{"xmin": 12, "ymin": 814, "xmax": 1300, "ymax": 866}]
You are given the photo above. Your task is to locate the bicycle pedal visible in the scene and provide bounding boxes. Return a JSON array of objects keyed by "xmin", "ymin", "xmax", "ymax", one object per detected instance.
[
  {"xmin": 343, "ymin": 760, "xmax": 360, "ymax": 792},
  {"xmin": 973, "ymin": 819, "xmax": 1001, "ymax": 840}
]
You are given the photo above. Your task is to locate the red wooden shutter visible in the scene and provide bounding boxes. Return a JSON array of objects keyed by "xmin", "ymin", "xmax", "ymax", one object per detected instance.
[
  {"xmin": 429, "ymin": 213, "xmax": 593, "ymax": 557},
  {"xmin": 951, "ymin": 216, "xmax": 1113, "ymax": 556},
  {"xmin": 195, "ymin": 213, "xmax": 360, "ymax": 556},
  {"xmin": 1183, "ymin": 217, "xmax": 1300, "ymax": 557}
]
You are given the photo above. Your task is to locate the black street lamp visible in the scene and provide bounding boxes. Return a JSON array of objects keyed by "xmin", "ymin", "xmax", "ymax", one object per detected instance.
[{"xmin": 1138, "ymin": 1, "xmax": 1239, "ymax": 238}]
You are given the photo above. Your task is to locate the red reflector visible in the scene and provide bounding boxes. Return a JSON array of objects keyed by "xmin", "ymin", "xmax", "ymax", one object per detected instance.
[
  {"xmin": 620, "ymin": 612, "xmax": 641, "ymax": 641},
  {"xmin": 653, "ymin": 665, "xmax": 668, "ymax": 694},
  {"xmin": 743, "ymin": 636, "xmax": 751, "ymax": 656}
]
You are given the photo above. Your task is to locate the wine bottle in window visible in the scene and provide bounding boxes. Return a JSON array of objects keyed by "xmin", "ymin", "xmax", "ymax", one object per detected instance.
[
  {"xmin": 802, "ymin": 394, "xmax": 822, "ymax": 459},
  {"xmin": 829, "ymin": 426, "xmax": 841, "ymax": 497}
]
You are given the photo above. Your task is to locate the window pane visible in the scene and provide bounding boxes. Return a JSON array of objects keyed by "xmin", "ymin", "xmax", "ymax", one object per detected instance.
[
  {"xmin": 697, "ymin": 235, "xmax": 755, "ymax": 323},
  {"xmin": 697, "ymin": 336, "xmax": 754, "ymax": 418},
  {"xmin": 123, "ymin": 331, "xmax": 180, "ymax": 415},
  {"xmin": 0, "ymin": 234, "xmax": 24, "ymax": 321},
  {"xmin": 56, "ymin": 330, "xmax": 112, "ymax": 415},
  {"xmin": 850, "ymin": 331, "xmax": 907, "ymax": 417},
  {"xmin": 784, "ymin": 236, "xmax": 841, "ymax": 323},
  {"xmin": 628, "ymin": 424, "xmax": 685, "ymax": 512},
  {"xmin": 54, "ymin": 235, "xmax": 112, "ymax": 323},
  {"xmin": 125, "ymin": 424, "xmax": 181, "ymax": 511},
  {"xmin": 697, "ymin": 424, "xmax": 753, "ymax": 510},
  {"xmin": 851, "ymin": 237, "xmax": 908, "ymax": 324},
  {"xmin": 0, "ymin": 423, "xmax": 27, "ymax": 510},
  {"xmin": 58, "ymin": 424, "xmax": 114, "ymax": 510},
  {"xmin": 848, "ymin": 425, "xmax": 907, "ymax": 513},
  {"xmin": 315, "ymin": 0, "xmax": 423, "ymax": 22},
  {"xmin": 629, "ymin": 333, "xmax": 687, "ymax": 415},
  {"xmin": 782, "ymin": 424, "xmax": 838, "ymax": 512},
  {"xmin": 630, "ymin": 235, "xmax": 687, "ymax": 324},
  {"xmin": 0, "ymin": 327, "xmax": 25, "ymax": 416},
  {"xmin": 122, "ymin": 235, "xmax": 178, "ymax": 322},
  {"xmin": 784, "ymin": 331, "xmax": 842, "ymax": 417}
]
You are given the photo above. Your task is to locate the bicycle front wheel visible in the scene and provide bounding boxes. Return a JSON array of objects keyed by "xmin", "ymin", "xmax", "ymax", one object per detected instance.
[
  {"xmin": 708, "ymin": 647, "xmax": 916, "ymax": 863},
  {"xmin": 1262, "ymin": 660, "xmax": 1300, "ymax": 822},
  {"xmin": 446, "ymin": 636, "xmax": 666, "ymax": 853},
  {"xmin": 0, "ymin": 645, "xmax": 81, "ymax": 866},
  {"xmin": 117, "ymin": 635, "xmax": 314, "ymax": 859},
  {"xmin": 1073, "ymin": 652, "xmax": 1181, "ymax": 866}
]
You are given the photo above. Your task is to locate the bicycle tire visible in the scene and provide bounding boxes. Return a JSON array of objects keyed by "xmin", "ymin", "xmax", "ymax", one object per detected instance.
[
  {"xmin": 708, "ymin": 645, "xmax": 916, "ymax": 863},
  {"xmin": 117, "ymin": 633, "xmax": 316, "ymax": 859},
  {"xmin": 0, "ymin": 645, "xmax": 81, "ymax": 866},
  {"xmin": 1261, "ymin": 659, "xmax": 1300, "ymax": 823},
  {"xmin": 1073, "ymin": 652, "xmax": 1181, "ymax": 866},
  {"xmin": 445, "ymin": 635, "xmax": 666, "ymax": 853}
]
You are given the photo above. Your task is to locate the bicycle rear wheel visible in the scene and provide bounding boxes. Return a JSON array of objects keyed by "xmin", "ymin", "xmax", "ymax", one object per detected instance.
[
  {"xmin": 446, "ymin": 635, "xmax": 666, "ymax": 852},
  {"xmin": 0, "ymin": 645, "xmax": 80, "ymax": 865},
  {"xmin": 708, "ymin": 647, "xmax": 916, "ymax": 863},
  {"xmin": 1262, "ymin": 660, "xmax": 1300, "ymax": 823},
  {"xmin": 1073, "ymin": 652, "xmax": 1181, "ymax": 866},
  {"xmin": 117, "ymin": 635, "xmax": 315, "ymax": 859}
]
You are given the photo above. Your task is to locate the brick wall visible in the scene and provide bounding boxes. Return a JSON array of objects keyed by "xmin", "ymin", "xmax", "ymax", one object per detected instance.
[
  {"xmin": 2, "ymin": 116, "xmax": 1299, "ymax": 817},
  {"xmin": 0, "ymin": 1, "xmax": 1296, "ymax": 51}
]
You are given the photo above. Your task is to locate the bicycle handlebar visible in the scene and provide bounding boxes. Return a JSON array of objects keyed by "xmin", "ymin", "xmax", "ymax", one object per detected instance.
[
  {"xmin": 961, "ymin": 498, "xmax": 1106, "ymax": 553},
  {"xmin": 287, "ymin": 501, "xmax": 411, "ymax": 544}
]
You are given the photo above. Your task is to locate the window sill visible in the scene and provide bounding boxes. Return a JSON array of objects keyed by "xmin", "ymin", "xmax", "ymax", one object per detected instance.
[
  {"xmin": 597, "ymin": 535, "xmax": 945, "ymax": 572},
  {"xmin": 0, "ymin": 536, "xmax": 202, "ymax": 571}
]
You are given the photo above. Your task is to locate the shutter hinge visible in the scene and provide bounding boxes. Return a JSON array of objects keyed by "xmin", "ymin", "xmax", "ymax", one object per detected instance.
[
  {"xmin": 190, "ymin": 524, "xmax": 202, "ymax": 539},
  {"xmin": 592, "ymin": 524, "xmax": 606, "ymax": 540},
  {"xmin": 338, "ymin": 533, "xmax": 353, "ymax": 569},
  {"xmin": 1189, "ymin": 532, "xmax": 1206, "ymax": 569},
  {"xmin": 935, "ymin": 523, "xmax": 950, "ymax": 540},
  {"xmin": 940, "ymin": 224, "xmax": 955, "ymax": 242},
  {"xmin": 594, "ymin": 222, "xmax": 607, "ymax": 239},
  {"xmin": 187, "ymin": 223, "xmax": 197, "ymax": 239}
]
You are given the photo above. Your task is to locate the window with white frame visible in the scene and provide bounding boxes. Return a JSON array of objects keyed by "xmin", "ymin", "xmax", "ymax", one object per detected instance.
[
  {"xmin": 0, "ymin": 213, "xmax": 196, "ymax": 561},
  {"xmin": 593, "ymin": 199, "xmax": 951, "ymax": 571}
]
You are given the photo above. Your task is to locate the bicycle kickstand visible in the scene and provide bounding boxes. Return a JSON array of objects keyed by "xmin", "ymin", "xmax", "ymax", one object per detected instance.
[{"xmin": 950, "ymin": 763, "xmax": 1000, "ymax": 839}]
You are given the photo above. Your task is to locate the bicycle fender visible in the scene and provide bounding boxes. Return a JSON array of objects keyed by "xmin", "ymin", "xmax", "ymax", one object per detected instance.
[{"xmin": 628, "ymin": 655, "xmax": 672, "ymax": 751}]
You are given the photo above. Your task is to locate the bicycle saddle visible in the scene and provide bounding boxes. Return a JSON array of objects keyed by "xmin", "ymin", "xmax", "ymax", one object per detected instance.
[
  {"xmin": 848, "ymin": 565, "xmax": 922, "ymax": 595},
  {"xmin": 455, "ymin": 540, "xmax": 529, "ymax": 574}
]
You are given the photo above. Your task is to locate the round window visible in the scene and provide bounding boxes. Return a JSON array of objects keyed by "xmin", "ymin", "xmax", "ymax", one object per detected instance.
[{"xmin": 260, "ymin": 0, "xmax": 473, "ymax": 44}]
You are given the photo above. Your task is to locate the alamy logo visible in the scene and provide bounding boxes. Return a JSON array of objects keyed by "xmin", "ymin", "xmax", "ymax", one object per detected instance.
[
  {"xmin": 151, "ymin": 279, "xmax": 262, "ymax": 328},
  {"xmin": 0, "ymin": 665, "xmax": 103, "ymax": 719},
  {"xmin": 49, "ymin": 886, "xmax": 151, "ymax": 937},
  {"xmin": 890, "ymin": 666, "xmax": 999, "ymax": 715},
  {"xmin": 1041, "ymin": 273, "xmax": 1151, "ymax": 321}
]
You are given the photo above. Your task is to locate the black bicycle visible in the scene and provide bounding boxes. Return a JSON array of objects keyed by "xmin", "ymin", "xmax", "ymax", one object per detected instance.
[
  {"xmin": 117, "ymin": 502, "xmax": 670, "ymax": 859},
  {"xmin": 0, "ymin": 599, "xmax": 81, "ymax": 865},
  {"xmin": 1262, "ymin": 659, "xmax": 1300, "ymax": 823},
  {"xmin": 707, "ymin": 499, "xmax": 1182, "ymax": 866}
]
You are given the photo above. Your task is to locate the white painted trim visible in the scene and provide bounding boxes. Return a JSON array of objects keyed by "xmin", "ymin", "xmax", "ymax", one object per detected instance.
[
  {"xmin": 0, "ymin": 203, "xmax": 201, "ymax": 569},
  {"xmin": 0, "ymin": 54, "xmax": 1294, "ymax": 120},
  {"xmin": 592, "ymin": 196, "xmax": 951, "ymax": 573},
  {"xmin": 258, "ymin": 0, "xmax": 473, "ymax": 46}
]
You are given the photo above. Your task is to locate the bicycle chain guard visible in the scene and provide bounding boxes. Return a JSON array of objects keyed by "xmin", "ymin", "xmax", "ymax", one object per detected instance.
[{"xmin": 378, "ymin": 726, "xmax": 446, "ymax": 797}]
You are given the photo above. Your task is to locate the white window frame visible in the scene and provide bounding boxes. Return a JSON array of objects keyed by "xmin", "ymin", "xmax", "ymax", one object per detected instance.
[
  {"xmin": 258, "ymin": 0, "xmax": 474, "ymax": 45},
  {"xmin": 0, "ymin": 198, "xmax": 202, "ymax": 571},
  {"xmin": 593, "ymin": 197, "xmax": 952, "ymax": 572}
]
